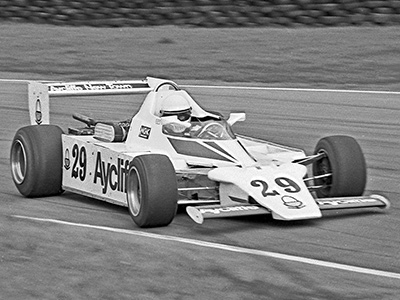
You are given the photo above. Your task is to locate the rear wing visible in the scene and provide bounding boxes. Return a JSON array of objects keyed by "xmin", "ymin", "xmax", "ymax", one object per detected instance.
[
  {"xmin": 28, "ymin": 77, "xmax": 176, "ymax": 125},
  {"xmin": 47, "ymin": 80, "xmax": 151, "ymax": 97}
]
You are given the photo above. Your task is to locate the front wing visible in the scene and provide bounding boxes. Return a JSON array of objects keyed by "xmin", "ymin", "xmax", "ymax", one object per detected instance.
[{"xmin": 186, "ymin": 194, "xmax": 390, "ymax": 224}]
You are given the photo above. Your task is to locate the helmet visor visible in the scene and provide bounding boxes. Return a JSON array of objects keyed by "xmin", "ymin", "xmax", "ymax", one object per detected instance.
[
  {"xmin": 177, "ymin": 111, "xmax": 191, "ymax": 121},
  {"xmin": 162, "ymin": 109, "xmax": 191, "ymax": 121}
]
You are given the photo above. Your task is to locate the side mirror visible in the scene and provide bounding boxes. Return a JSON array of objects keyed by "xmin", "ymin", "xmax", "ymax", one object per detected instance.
[{"xmin": 227, "ymin": 112, "xmax": 246, "ymax": 125}]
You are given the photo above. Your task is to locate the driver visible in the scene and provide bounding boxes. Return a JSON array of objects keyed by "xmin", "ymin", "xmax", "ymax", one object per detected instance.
[{"xmin": 159, "ymin": 94, "xmax": 193, "ymax": 136}]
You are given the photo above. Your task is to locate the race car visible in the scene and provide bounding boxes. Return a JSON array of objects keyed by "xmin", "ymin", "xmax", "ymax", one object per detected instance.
[{"xmin": 10, "ymin": 77, "xmax": 390, "ymax": 227}]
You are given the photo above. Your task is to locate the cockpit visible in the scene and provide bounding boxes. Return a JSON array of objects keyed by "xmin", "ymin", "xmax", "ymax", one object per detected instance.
[
  {"xmin": 152, "ymin": 85, "xmax": 237, "ymax": 140},
  {"xmin": 162, "ymin": 116, "xmax": 236, "ymax": 140}
]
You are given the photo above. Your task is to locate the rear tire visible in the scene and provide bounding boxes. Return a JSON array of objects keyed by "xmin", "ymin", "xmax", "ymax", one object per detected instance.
[
  {"xmin": 312, "ymin": 135, "xmax": 366, "ymax": 198},
  {"xmin": 10, "ymin": 125, "xmax": 63, "ymax": 197},
  {"xmin": 126, "ymin": 154, "xmax": 178, "ymax": 228}
]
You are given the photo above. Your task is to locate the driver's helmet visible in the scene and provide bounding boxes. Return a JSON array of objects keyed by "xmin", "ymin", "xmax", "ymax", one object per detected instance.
[{"xmin": 160, "ymin": 94, "xmax": 192, "ymax": 122}]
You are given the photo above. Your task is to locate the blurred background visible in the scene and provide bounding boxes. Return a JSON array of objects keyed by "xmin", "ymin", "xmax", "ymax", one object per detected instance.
[{"xmin": 1, "ymin": 0, "xmax": 399, "ymax": 27}]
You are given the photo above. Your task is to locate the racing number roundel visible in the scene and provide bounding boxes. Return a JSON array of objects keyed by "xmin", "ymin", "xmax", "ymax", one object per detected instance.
[
  {"xmin": 250, "ymin": 177, "xmax": 301, "ymax": 198},
  {"xmin": 71, "ymin": 144, "xmax": 87, "ymax": 181}
]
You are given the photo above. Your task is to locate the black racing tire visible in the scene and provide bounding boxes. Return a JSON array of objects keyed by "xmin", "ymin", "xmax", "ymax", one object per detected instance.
[
  {"xmin": 126, "ymin": 154, "xmax": 178, "ymax": 228},
  {"xmin": 312, "ymin": 135, "xmax": 366, "ymax": 198},
  {"xmin": 10, "ymin": 125, "xmax": 63, "ymax": 197}
]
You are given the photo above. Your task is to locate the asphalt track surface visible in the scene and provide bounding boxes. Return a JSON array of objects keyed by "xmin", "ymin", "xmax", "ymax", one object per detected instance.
[{"xmin": 1, "ymin": 81, "xmax": 399, "ymax": 299}]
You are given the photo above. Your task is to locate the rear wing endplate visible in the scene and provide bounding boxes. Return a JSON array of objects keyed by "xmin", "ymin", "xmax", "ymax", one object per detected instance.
[{"xmin": 28, "ymin": 81, "xmax": 50, "ymax": 125}]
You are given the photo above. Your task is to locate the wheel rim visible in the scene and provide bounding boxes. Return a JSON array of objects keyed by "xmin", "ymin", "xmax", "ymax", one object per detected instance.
[
  {"xmin": 10, "ymin": 140, "xmax": 27, "ymax": 184},
  {"xmin": 315, "ymin": 151, "xmax": 332, "ymax": 196},
  {"xmin": 127, "ymin": 167, "xmax": 141, "ymax": 216}
]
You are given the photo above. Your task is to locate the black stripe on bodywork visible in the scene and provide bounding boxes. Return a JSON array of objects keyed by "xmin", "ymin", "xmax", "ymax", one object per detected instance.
[
  {"xmin": 237, "ymin": 139, "xmax": 257, "ymax": 162},
  {"xmin": 204, "ymin": 141, "xmax": 236, "ymax": 161},
  {"xmin": 168, "ymin": 138, "xmax": 234, "ymax": 162},
  {"xmin": 229, "ymin": 196, "xmax": 248, "ymax": 203}
]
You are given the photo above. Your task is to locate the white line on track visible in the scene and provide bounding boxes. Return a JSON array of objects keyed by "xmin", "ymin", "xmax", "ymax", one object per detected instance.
[
  {"xmin": 13, "ymin": 214, "xmax": 400, "ymax": 280},
  {"xmin": 182, "ymin": 84, "xmax": 400, "ymax": 95},
  {"xmin": 1, "ymin": 79, "xmax": 399, "ymax": 95}
]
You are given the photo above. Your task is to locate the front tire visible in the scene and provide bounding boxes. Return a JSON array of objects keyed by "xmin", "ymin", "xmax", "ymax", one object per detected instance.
[
  {"xmin": 10, "ymin": 125, "xmax": 63, "ymax": 197},
  {"xmin": 312, "ymin": 135, "xmax": 366, "ymax": 198},
  {"xmin": 126, "ymin": 154, "xmax": 178, "ymax": 228}
]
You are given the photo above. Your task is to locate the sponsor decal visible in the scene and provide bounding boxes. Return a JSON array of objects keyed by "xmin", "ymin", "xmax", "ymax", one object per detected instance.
[
  {"xmin": 139, "ymin": 125, "xmax": 151, "ymax": 139},
  {"xmin": 35, "ymin": 99, "xmax": 42, "ymax": 125},
  {"xmin": 49, "ymin": 82, "xmax": 149, "ymax": 93},
  {"xmin": 64, "ymin": 149, "xmax": 71, "ymax": 170},
  {"xmin": 93, "ymin": 151, "xmax": 130, "ymax": 194},
  {"xmin": 281, "ymin": 195, "xmax": 305, "ymax": 209},
  {"xmin": 199, "ymin": 205, "xmax": 260, "ymax": 215},
  {"xmin": 318, "ymin": 199, "xmax": 377, "ymax": 206},
  {"xmin": 50, "ymin": 84, "xmax": 83, "ymax": 92}
]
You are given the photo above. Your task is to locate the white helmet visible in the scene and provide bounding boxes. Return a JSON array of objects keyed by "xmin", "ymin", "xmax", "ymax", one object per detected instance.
[{"xmin": 160, "ymin": 94, "xmax": 191, "ymax": 117}]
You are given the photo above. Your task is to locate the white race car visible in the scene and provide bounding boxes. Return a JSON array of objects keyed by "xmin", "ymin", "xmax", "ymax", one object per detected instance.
[{"xmin": 10, "ymin": 77, "xmax": 390, "ymax": 227}]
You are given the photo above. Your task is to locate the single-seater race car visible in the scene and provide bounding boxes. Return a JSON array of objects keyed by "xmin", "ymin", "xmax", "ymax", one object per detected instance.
[{"xmin": 10, "ymin": 77, "xmax": 390, "ymax": 227}]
